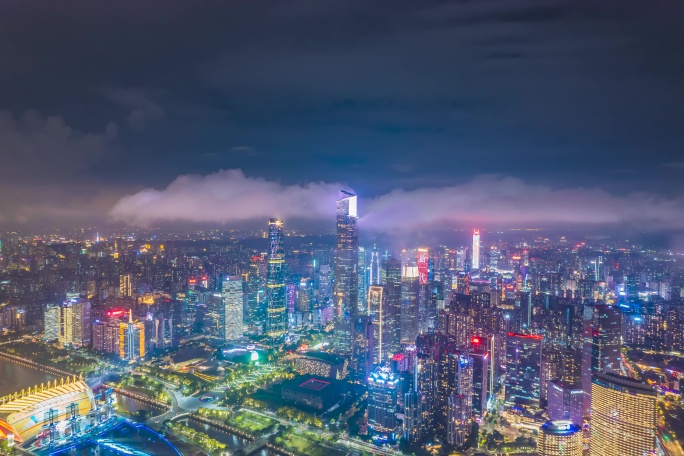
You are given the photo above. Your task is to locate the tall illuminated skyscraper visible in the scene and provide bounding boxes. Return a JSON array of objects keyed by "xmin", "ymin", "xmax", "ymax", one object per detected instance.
[
  {"xmin": 367, "ymin": 366, "xmax": 400, "ymax": 442},
  {"xmin": 357, "ymin": 246, "xmax": 367, "ymax": 314},
  {"xmin": 590, "ymin": 373, "xmax": 657, "ymax": 456},
  {"xmin": 472, "ymin": 229, "xmax": 480, "ymax": 270},
  {"xmin": 265, "ymin": 218, "xmax": 287, "ymax": 338},
  {"xmin": 119, "ymin": 312, "xmax": 145, "ymax": 361},
  {"xmin": 246, "ymin": 255, "xmax": 264, "ymax": 330},
  {"xmin": 370, "ymin": 244, "xmax": 381, "ymax": 286},
  {"xmin": 221, "ymin": 275, "xmax": 244, "ymax": 341},
  {"xmin": 384, "ymin": 258, "xmax": 402, "ymax": 357},
  {"xmin": 505, "ymin": 332, "xmax": 542, "ymax": 407},
  {"xmin": 401, "ymin": 265, "xmax": 419, "ymax": 344},
  {"xmin": 581, "ymin": 304, "xmax": 621, "ymax": 416},
  {"xmin": 368, "ymin": 285, "xmax": 385, "ymax": 363},
  {"xmin": 57, "ymin": 298, "xmax": 91, "ymax": 348},
  {"xmin": 333, "ymin": 190, "xmax": 359, "ymax": 351}
]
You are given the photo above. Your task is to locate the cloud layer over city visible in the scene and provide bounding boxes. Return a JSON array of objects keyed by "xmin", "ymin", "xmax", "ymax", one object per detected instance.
[{"xmin": 110, "ymin": 170, "xmax": 684, "ymax": 233}]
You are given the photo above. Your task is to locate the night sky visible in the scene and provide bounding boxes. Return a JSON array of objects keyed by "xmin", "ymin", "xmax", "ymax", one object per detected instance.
[{"xmin": 1, "ymin": 1, "xmax": 683, "ymax": 234}]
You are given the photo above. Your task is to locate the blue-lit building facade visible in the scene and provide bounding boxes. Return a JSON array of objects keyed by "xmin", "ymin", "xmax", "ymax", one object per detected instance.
[
  {"xmin": 266, "ymin": 218, "xmax": 287, "ymax": 338},
  {"xmin": 367, "ymin": 366, "xmax": 399, "ymax": 442},
  {"xmin": 333, "ymin": 191, "xmax": 359, "ymax": 352},
  {"xmin": 505, "ymin": 332, "xmax": 542, "ymax": 408}
]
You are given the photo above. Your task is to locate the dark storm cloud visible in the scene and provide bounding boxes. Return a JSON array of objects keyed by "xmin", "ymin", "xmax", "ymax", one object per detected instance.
[{"xmin": 0, "ymin": 0, "xmax": 682, "ymax": 229}]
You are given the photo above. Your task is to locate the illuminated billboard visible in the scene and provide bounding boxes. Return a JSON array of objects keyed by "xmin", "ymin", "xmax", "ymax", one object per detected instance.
[{"xmin": 417, "ymin": 248, "xmax": 429, "ymax": 285}]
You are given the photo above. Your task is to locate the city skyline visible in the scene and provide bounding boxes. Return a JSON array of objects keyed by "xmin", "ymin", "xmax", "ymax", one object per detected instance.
[{"xmin": 1, "ymin": 2, "xmax": 683, "ymax": 455}]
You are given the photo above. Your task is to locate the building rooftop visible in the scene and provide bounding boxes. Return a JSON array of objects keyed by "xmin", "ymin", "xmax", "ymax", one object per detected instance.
[
  {"xmin": 0, "ymin": 378, "xmax": 90, "ymax": 415},
  {"xmin": 540, "ymin": 420, "xmax": 581, "ymax": 436},
  {"xmin": 593, "ymin": 372, "xmax": 657, "ymax": 396},
  {"xmin": 300, "ymin": 351, "xmax": 346, "ymax": 365},
  {"xmin": 282, "ymin": 375, "xmax": 346, "ymax": 395}
]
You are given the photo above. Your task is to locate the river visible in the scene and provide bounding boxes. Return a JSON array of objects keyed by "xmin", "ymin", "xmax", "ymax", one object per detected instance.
[
  {"xmin": 176, "ymin": 417, "xmax": 274, "ymax": 456},
  {"xmin": 115, "ymin": 394, "xmax": 164, "ymax": 417},
  {"xmin": 0, "ymin": 358, "xmax": 56, "ymax": 396}
]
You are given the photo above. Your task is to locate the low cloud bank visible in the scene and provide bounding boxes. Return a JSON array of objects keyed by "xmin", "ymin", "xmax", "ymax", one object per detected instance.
[
  {"xmin": 110, "ymin": 170, "xmax": 684, "ymax": 232},
  {"xmin": 110, "ymin": 169, "xmax": 342, "ymax": 225}
]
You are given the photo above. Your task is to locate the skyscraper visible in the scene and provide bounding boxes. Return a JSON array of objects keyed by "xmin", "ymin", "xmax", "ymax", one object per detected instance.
[
  {"xmin": 385, "ymin": 258, "xmax": 402, "ymax": 357},
  {"xmin": 44, "ymin": 304, "xmax": 59, "ymax": 340},
  {"xmin": 368, "ymin": 285, "xmax": 386, "ymax": 363},
  {"xmin": 57, "ymin": 298, "xmax": 91, "ymax": 348},
  {"xmin": 350, "ymin": 315, "xmax": 374, "ymax": 383},
  {"xmin": 119, "ymin": 274, "xmax": 133, "ymax": 297},
  {"xmin": 581, "ymin": 304, "xmax": 622, "ymax": 416},
  {"xmin": 333, "ymin": 191, "xmax": 359, "ymax": 351},
  {"xmin": 265, "ymin": 218, "xmax": 287, "ymax": 338},
  {"xmin": 470, "ymin": 352, "xmax": 490, "ymax": 419},
  {"xmin": 403, "ymin": 389, "xmax": 423, "ymax": 444},
  {"xmin": 154, "ymin": 317, "xmax": 172, "ymax": 350},
  {"xmin": 357, "ymin": 247, "xmax": 367, "ymax": 314},
  {"xmin": 505, "ymin": 332, "xmax": 542, "ymax": 407},
  {"xmin": 119, "ymin": 312, "xmax": 145, "ymax": 361},
  {"xmin": 590, "ymin": 372, "xmax": 657, "ymax": 456},
  {"xmin": 447, "ymin": 394, "xmax": 471, "ymax": 448},
  {"xmin": 222, "ymin": 275, "xmax": 244, "ymax": 341},
  {"xmin": 547, "ymin": 380, "xmax": 582, "ymax": 426},
  {"xmin": 367, "ymin": 366, "xmax": 400, "ymax": 442},
  {"xmin": 401, "ymin": 265, "xmax": 419, "ymax": 344},
  {"xmin": 246, "ymin": 255, "xmax": 264, "ymax": 330},
  {"xmin": 472, "ymin": 229, "xmax": 480, "ymax": 270},
  {"xmin": 370, "ymin": 244, "xmax": 381, "ymax": 286}
]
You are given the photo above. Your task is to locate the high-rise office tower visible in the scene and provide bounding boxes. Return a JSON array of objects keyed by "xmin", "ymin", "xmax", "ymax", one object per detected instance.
[
  {"xmin": 403, "ymin": 389, "xmax": 423, "ymax": 443},
  {"xmin": 351, "ymin": 315, "xmax": 374, "ymax": 383},
  {"xmin": 581, "ymin": 304, "xmax": 622, "ymax": 416},
  {"xmin": 154, "ymin": 317, "xmax": 172, "ymax": 350},
  {"xmin": 119, "ymin": 274, "xmax": 133, "ymax": 297},
  {"xmin": 560, "ymin": 347, "xmax": 582, "ymax": 385},
  {"xmin": 472, "ymin": 230, "xmax": 481, "ymax": 270},
  {"xmin": 447, "ymin": 394, "xmax": 471, "ymax": 448},
  {"xmin": 368, "ymin": 285, "xmax": 386, "ymax": 363},
  {"xmin": 222, "ymin": 276, "xmax": 244, "ymax": 341},
  {"xmin": 265, "ymin": 218, "xmax": 287, "ymax": 338},
  {"xmin": 333, "ymin": 191, "xmax": 359, "ymax": 351},
  {"xmin": 298, "ymin": 278, "xmax": 313, "ymax": 313},
  {"xmin": 119, "ymin": 312, "xmax": 145, "ymax": 361},
  {"xmin": 246, "ymin": 255, "xmax": 264, "ymax": 330},
  {"xmin": 547, "ymin": 380, "xmax": 582, "ymax": 426},
  {"xmin": 590, "ymin": 373, "xmax": 657, "ymax": 456},
  {"xmin": 367, "ymin": 366, "xmax": 400, "ymax": 442},
  {"xmin": 516, "ymin": 290, "xmax": 533, "ymax": 331},
  {"xmin": 357, "ymin": 247, "xmax": 367, "ymax": 314},
  {"xmin": 401, "ymin": 265, "xmax": 420, "ymax": 344},
  {"xmin": 541, "ymin": 349, "xmax": 561, "ymax": 403},
  {"xmin": 57, "ymin": 298, "xmax": 91, "ymax": 348},
  {"xmin": 415, "ymin": 352, "xmax": 438, "ymax": 433},
  {"xmin": 317, "ymin": 264, "xmax": 333, "ymax": 301},
  {"xmin": 470, "ymin": 352, "xmax": 490, "ymax": 419},
  {"xmin": 385, "ymin": 258, "xmax": 402, "ymax": 357},
  {"xmin": 93, "ymin": 319, "xmax": 122, "ymax": 353},
  {"xmin": 370, "ymin": 244, "xmax": 381, "ymax": 286},
  {"xmin": 417, "ymin": 248, "xmax": 429, "ymax": 285},
  {"xmin": 505, "ymin": 332, "xmax": 542, "ymax": 407},
  {"xmin": 537, "ymin": 421, "xmax": 583, "ymax": 456},
  {"xmin": 44, "ymin": 304, "xmax": 59, "ymax": 340},
  {"xmin": 443, "ymin": 311, "xmax": 474, "ymax": 349}
]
